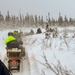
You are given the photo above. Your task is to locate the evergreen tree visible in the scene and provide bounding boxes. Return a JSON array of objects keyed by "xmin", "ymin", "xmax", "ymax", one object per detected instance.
[
  {"xmin": 38, "ymin": 16, "xmax": 41, "ymax": 24},
  {"xmin": 34, "ymin": 15, "xmax": 38, "ymax": 26},
  {"xmin": 27, "ymin": 13, "xmax": 29, "ymax": 23},
  {"xmin": 0, "ymin": 11, "xmax": 4, "ymax": 21},
  {"xmin": 40, "ymin": 16, "xmax": 43, "ymax": 25},
  {"xmin": 52, "ymin": 17, "xmax": 55, "ymax": 25},
  {"xmin": 58, "ymin": 12, "xmax": 63, "ymax": 25},
  {"xmin": 48, "ymin": 12, "xmax": 51, "ymax": 24},
  {"xmin": 5, "ymin": 11, "xmax": 11, "ymax": 22},
  {"xmin": 11, "ymin": 15, "xmax": 16, "ymax": 23},
  {"xmin": 29, "ymin": 15, "xmax": 34, "ymax": 24},
  {"xmin": 69, "ymin": 17, "xmax": 73, "ymax": 24},
  {"xmin": 64, "ymin": 15, "xmax": 68, "ymax": 22}
]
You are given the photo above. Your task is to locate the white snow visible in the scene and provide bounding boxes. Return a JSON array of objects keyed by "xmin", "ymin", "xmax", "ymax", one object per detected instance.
[{"xmin": 0, "ymin": 27, "xmax": 75, "ymax": 75}]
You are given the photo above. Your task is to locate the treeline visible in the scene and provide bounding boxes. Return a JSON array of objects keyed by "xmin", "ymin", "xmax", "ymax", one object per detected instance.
[
  {"xmin": 0, "ymin": 11, "xmax": 75, "ymax": 28},
  {"xmin": 0, "ymin": 11, "xmax": 44, "ymax": 28}
]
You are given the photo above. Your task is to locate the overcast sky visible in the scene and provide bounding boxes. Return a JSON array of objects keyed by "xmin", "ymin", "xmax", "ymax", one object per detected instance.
[{"xmin": 0, "ymin": 0, "xmax": 75, "ymax": 20}]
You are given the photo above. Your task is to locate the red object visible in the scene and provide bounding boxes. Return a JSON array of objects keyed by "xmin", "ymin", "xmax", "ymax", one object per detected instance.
[{"xmin": 11, "ymin": 59, "xmax": 16, "ymax": 62}]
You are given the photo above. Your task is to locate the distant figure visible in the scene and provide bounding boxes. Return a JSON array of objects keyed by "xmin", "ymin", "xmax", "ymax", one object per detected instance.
[
  {"xmin": 13, "ymin": 31, "xmax": 23, "ymax": 45},
  {"xmin": 46, "ymin": 23, "xmax": 49, "ymax": 31},
  {"xmin": 30, "ymin": 29, "xmax": 34, "ymax": 34},
  {"xmin": 36, "ymin": 28, "xmax": 42, "ymax": 34}
]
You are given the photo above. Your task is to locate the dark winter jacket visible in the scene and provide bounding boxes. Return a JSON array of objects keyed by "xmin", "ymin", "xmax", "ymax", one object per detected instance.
[{"xmin": 0, "ymin": 60, "xmax": 12, "ymax": 75}]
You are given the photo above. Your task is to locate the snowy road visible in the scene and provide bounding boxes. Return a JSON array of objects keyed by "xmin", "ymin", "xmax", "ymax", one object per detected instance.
[{"xmin": 21, "ymin": 35, "xmax": 40, "ymax": 75}]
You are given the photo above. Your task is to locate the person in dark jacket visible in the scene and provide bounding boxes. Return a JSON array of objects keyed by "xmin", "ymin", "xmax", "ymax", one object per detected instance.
[
  {"xmin": 5, "ymin": 32, "xmax": 25, "ymax": 57},
  {"xmin": 0, "ymin": 60, "xmax": 12, "ymax": 75}
]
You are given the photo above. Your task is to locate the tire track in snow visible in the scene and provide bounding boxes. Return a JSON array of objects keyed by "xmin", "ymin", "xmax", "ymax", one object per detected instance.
[
  {"xmin": 20, "ymin": 54, "xmax": 31, "ymax": 75},
  {"xmin": 21, "ymin": 35, "xmax": 31, "ymax": 75},
  {"xmin": 28, "ymin": 50, "xmax": 40, "ymax": 75},
  {"xmin": 23, "ymin": 35, "xmax": 40, "ymax": 75}
]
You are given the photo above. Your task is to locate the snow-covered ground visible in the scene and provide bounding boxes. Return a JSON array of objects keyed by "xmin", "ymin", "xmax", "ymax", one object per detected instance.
[{"xmin": 0, "ymin": 27, "xmax": 75, "ymax": 75}]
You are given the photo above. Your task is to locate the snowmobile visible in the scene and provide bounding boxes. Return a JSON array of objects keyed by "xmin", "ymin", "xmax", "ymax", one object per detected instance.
[
  {"xmin": 6, "ymin": 31, "xmax": 25, "ymax": 72},
  {"xmin": 7, "ymin": 48, "xmax": 22, "ymax": 72}
]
